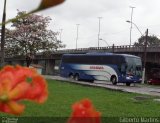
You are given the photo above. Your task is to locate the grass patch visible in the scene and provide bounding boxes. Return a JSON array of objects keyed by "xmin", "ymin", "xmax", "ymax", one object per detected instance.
[{"xmin": 0, "ymin": 79, "xmax": 160, "ymax": 122}]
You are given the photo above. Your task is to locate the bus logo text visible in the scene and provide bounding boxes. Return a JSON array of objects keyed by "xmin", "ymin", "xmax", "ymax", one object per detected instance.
[{"xmin": 90, "ymin": 66, "xmax": 104, "ymax": 70}]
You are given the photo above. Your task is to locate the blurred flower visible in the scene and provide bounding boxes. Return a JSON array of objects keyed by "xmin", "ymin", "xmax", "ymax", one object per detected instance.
[
  {"xmin": 68, "ymin": 99, "xmax": 101, "ymax": 123},
  {"xmin": 0, "ymin": 65, "xmax": 48, "ymax": 115},
  {"xmin": 36, "ymin": 0, "xmax": 65, "ymax": 12}
]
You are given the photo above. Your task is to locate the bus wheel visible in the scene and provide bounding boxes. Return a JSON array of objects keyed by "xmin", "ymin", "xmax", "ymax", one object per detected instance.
[
  {"xmin": 69, "ymin": 74, "xmax": 74, "ymax": 80},
  {"xmin": 126, "ymin": 83, "xmax": 131, "ymax": 86},
  {"xmin": 74, "ymin": 74, "xmax": 79, "ymax": 81},
  {"xmin": 111, "ymin": 76, "xmax": 117, "ymax": 85}
]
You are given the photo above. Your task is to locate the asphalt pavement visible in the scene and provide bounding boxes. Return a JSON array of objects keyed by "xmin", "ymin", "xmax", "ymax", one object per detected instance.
[{"xmin": 44, "ymin": 75, "xmax": 160, "ymax": 97}]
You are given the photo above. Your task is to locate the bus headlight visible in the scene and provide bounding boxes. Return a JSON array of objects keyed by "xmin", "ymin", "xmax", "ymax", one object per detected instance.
[{"xmin": 126, "ymin": 76, "xmax": 132, "ymax": 79}]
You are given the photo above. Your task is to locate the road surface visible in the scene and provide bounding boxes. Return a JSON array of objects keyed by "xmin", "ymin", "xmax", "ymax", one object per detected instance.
[{"xmin": 45, "ymin": 75, "xmax": 160, "ymax": 97}]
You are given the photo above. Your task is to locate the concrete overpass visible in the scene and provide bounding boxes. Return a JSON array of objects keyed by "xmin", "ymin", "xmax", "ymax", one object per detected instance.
[{"xmin": 4, "ymin": 45, "xmax": 160, "ymax": 78}]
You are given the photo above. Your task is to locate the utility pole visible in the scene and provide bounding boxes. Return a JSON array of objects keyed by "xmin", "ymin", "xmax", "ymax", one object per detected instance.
[
  {"xmin": 76, "ymin": 24, "xmax": 80, "ymax": 49},
  {"xmin": 98, "ymin": 17, "xmax": 102, "ymax": 48},
  {"xmin": 142, "ymin": 29, "xmax": 148, "ymax": 84},
  {"xmin": 129, "ymin": 6, "xmax": 135, "ymax": 46},
  {"xmin": 1, "ymin": 0, "xmax": 7, "ymax": 67}
]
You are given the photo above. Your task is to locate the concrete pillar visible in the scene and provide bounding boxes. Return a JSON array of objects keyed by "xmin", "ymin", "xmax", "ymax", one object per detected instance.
[
  {"xmin": 112, "ymin": 44, "xmax": 114, "ymax": 53},
  {"xmin": 45, "ymin": 59, "xmax": 55, "ymax": 75}
]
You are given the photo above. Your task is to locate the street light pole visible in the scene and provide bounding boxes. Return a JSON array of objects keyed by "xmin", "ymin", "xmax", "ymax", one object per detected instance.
[
  {"xmin": 129, "ymin": 6, "xmax": 135, "ymax": 46},
  {"xmin": 1, "ymin": 0, "xmax": 7, "ymax": 67},
  {"xmin": 98, "ymin": 17, "xmax": 102, "ymax": 48},
  {"xmin": 126, "ymin": 20, "xmax": 143, "ymax": 36},
  {"xmin": 76, "ymin": 24, "xmax": 80, "ymax": 49},
  {"xmin": 99, "ymin": 38, "xmax": 109, "ymax": 46},
  {"xmin": 126, "ymin": 20, "xmax": 147, "ymax": 84}
]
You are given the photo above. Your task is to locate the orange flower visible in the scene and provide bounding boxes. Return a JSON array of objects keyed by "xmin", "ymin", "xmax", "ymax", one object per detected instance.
[
  {"xmin": 68, "ymin": 99, "xmax": 101, "ymax": 123},
  {"xmin": 37, "ymin": 0, "xmax": 65, "ymax": 11},
  {"xmin": 0, "ymin": 65, "xmax": 48, "ymax": 115}
]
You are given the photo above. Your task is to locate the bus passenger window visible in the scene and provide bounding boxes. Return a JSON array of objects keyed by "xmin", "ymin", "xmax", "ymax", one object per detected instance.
[{"xmin": 121, "ymin": 64, "xmax": 127, "ymax": 72}]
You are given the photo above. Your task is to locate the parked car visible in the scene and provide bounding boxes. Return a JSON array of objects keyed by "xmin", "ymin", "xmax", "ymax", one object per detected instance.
[
  {"xmin": 148, "ymin": 68, "xmax": 160, "ymax": 85},
  {"xmin": 148, "ymin": 78, "xmax": 160, "ymax": 85}
]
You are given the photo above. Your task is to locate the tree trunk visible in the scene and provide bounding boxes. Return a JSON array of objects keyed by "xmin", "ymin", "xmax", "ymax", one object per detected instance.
[{"xmin": 26, "ymin": 54, "xmax": 33, "ymax": 67}]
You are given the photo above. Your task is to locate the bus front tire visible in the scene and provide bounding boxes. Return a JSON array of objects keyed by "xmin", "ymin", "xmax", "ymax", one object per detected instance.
[
  {"xmin": 111, "ymin": 76, "xmax": 117, "ymax": 85},
  {"xmin": 69, "ymin": 74, "xmax": 74, "ymax": 80},
  {"xmin": 126, "ymin": 83, "xmax": 131, "ymax": 86}
]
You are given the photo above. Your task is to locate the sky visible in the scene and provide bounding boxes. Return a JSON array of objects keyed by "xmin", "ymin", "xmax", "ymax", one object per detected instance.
[{"xmin": 1, "ymin": 0, "xmax": 160, "ymax": 49}]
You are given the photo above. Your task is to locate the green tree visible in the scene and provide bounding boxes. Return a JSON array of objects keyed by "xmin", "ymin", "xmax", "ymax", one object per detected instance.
[{"xmin": 134, "ymin": 35, "xmax": 160, "ymax": 46}]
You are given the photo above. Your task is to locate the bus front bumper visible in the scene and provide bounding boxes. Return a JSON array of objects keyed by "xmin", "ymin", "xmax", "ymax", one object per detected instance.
[{"xmin": 125, "ymin": 76, "xmax": 142, "ymax": 83}]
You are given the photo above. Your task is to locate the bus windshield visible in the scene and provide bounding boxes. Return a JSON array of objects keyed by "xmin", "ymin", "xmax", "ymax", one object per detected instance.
[{"xmin": 125, "ymin": 57, "xmax": 142, "ymax": 76}]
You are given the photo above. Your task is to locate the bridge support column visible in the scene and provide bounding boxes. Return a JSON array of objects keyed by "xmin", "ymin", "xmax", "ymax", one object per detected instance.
[
  {"xmin": 45, "ymin": 59, "xmax": 55, "ymax": 75},
  {"xmin": 112, "ymin": 44, "xmax": 114, "ymax": 53},
  {"xmin": 142, "ymin": 68, "xmax": 145, "ymax": 84}
]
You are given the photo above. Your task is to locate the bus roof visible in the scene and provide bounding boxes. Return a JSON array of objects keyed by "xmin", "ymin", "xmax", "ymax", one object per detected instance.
[
  {"xmin": 63, "ymin": 53, "xmax": 140, "ymax": 58},
  {"xmin": 119, "ymin": 54, "xmax": 140, "ymax": 58}
]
